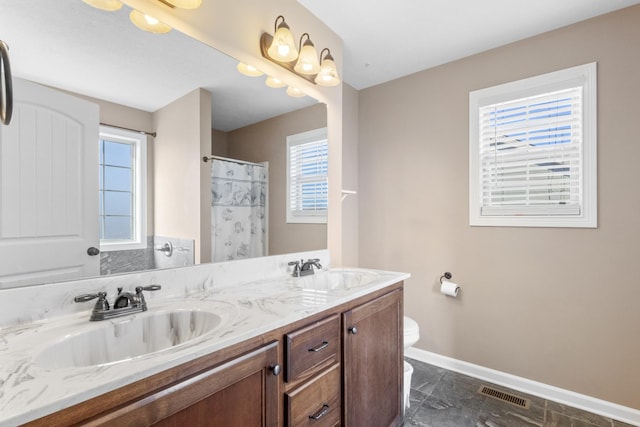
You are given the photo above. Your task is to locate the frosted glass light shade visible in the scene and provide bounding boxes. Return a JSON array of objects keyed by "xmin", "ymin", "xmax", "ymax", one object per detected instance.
[
  {"xmin": 315, "ymin": 54, "xmax": 340, "ymax": 87},
  {"xmin": 294, "ymin": 39, "xmax": 320, "ymax": 75},
  {"xmin": 81, "ymin": 0, "xmax": 123, "ymax": 11},
  {"xmin": 265, "ymin": 76, "xmax": 287, "ymax": 88},
  {"xmin": 267, "ymin": 20, "xmax": 298, "ymax": 62},
  {"xmin": 286, "ymin": 86, "xmax": 306, "ymax": 98},
  {"xmin": 130, "ymin": 10, "xmax": 172, "ymax": 34},
  {"xmin": 164, "ymin": 0, "xmax": 202, "ymax": 9},
  {"xmin": 237, "ymin": 63, "xmax": 264, "ymax": 77}
]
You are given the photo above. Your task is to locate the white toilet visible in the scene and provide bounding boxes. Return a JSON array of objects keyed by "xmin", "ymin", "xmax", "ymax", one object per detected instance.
[{"xmin": 403, "ymin": 316, "xmax": 420, "ymax": 410}]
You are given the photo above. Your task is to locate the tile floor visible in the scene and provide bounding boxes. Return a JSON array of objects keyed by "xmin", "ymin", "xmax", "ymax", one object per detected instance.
[{"xmin": 403, "ymin": 358, "xmax": 636, "ymax": 427}]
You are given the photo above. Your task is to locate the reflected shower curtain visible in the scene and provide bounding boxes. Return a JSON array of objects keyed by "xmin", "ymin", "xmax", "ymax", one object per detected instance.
[{"xmin": 211, "ymin": 159, "xmax": 267, "ymax": 262}]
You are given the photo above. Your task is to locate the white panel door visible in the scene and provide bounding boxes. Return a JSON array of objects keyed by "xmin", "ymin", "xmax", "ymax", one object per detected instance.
[{"xmin": 0, "ymin": 78, "xmax": 99, "ymax": 288}]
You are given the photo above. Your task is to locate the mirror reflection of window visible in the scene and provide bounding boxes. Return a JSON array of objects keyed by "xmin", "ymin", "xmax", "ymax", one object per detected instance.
[
  {"xmin": 99, "ymin": 126, "xmax": 147, "ymax": 251},
  {"xmin": 286, "ymin": 127, "xmax": 328, "ymax": 223}
]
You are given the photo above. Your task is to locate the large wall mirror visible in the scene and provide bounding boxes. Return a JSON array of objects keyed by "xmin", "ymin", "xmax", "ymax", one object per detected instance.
[{"xmin": 0, "ymin": 0, "xmax": 328, "ymax": 288}]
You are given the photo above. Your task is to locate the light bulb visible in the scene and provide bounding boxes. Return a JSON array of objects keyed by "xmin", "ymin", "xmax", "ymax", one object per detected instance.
[{"xmin": 145, "ymin": 15, "xmax": 159, "ymax": 25}]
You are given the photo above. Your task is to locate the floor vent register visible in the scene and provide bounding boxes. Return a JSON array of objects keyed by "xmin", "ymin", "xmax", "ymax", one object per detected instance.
[{"xmin": 478, "ymin": 385, "xmax": 531, "ymax": 409}]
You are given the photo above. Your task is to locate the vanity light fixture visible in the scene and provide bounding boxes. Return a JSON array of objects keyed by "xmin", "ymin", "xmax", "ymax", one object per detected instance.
[
  {"xmin": 237, "ymin": 63, "xmax": 264, "ymax": 77},
  {"xmin": 315, "ymin": 48, "xmax": 340, "ymax": 87},
  {"xmin": 265, "ymin": 76, "xmax": 287, "ymax": 88},
  {"xmin": 294, "ymin": 34, "xmax": 320, "ymax": 75},
  {"xmin": 129, "ymin": 9, "xmax": 172, "ymax": 34},
  {"xmin": 81, "ymin": 0, "xmax": 123, "ymax": 11},
  {"xmin": 266, "ymin": 16, "xmax": 299, "ymax": 62},
  {"xmin": 260, "ymin": 15, "xmax": 340, "ymax": 86}
]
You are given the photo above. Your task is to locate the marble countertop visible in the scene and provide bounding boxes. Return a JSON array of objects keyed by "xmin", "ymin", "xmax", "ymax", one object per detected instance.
[{"xmin": 0, "ymin": 267, "xmax": 409, "ymax": 426}]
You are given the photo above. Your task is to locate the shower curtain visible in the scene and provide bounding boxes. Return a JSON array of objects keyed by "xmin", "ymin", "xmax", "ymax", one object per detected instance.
[{"xmin": 211, "ymin": 159, "xmax": 268, "ymax": 262}]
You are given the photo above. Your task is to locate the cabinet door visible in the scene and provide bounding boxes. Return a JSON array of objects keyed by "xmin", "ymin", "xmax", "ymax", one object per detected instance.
[
  {"xmin": 343, "ymin": 290, "xmax": 402, "ymax": 427},
  {"xmin": 85, "ymin": 342, "xmax": 280, "ymax": 427}
]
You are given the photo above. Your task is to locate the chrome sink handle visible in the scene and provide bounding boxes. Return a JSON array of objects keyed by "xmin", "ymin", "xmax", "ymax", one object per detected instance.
[
  {"xmin": 134, "ymin": 284, "xmax": 162, "ymax": 311},
  {"xmin": 74, "ymin": 291, "xmax": 110, "ymax": 311},
  {"xmin": 136, "ymin": 284, "xmax": 162, "ymax": 293}
]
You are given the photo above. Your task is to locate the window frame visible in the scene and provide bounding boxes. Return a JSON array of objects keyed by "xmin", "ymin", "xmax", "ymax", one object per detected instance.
[
  {"xmin": 469, "ymin": 62, "xmax": 597, "ymax": 228},
  {"xmin": 98, "ymin": 125, "xmax": 147, "ymax": 251},
  {"xmin": 286, "ymin": 127, "xmax": 329, "ymax": 224}
]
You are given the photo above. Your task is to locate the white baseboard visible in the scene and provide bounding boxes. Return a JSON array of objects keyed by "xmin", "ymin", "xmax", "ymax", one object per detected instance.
[{"xmin": 405, "ymin": 347, "xmax": 640, "ymax": 426}]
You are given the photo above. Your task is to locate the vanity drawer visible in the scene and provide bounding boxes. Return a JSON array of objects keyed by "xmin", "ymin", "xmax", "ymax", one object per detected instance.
[
  {"xmin": 285, "ymin": 314, "xmax": 340, "ymax": 382},
  {"xmin": 285, "ymin": 363, "xmax": 341, "ymax": 427}
]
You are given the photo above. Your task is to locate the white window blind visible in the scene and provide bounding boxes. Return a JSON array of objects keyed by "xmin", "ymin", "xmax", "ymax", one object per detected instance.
[
  {"xmin": 479, "ymin": 87, "xmax": 582, "ymax": 216},
  {"xmin": 469, "ymin": 62, "xmax": 597, "ymax": 228},
  {"xmin": 287, "ymin": 128, "xmax": 328, "ymax": 223}
]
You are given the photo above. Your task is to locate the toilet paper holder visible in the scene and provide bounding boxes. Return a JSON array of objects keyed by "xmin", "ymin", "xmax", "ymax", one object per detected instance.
[{"xmin": 439, "ymin": 272, "xmax": 452, "ymax": 283}]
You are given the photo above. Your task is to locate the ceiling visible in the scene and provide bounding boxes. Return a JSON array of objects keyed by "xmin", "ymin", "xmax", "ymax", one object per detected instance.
[
  {"xmin": 0, "ymin": 0, "xmax": 317, "ymax": 132},
  {"xmin": 298, "ymin": 0, "xmax": 640, "ymax": 90}
]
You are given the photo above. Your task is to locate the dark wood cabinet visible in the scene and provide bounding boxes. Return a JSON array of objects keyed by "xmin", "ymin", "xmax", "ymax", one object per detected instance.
[
  {"xmin": 342, "ymin": 290, "xmax": 403, "ymax": 427},
  {"xmin": 26, "ymin": 340, "xmax": 280, "ymax": 427},
  {"xmin": 87, "ymin": 341, "xmax": 279, "ymax": 427},
  {"xmin": 26, "ymin": 282, "xmax": 404, "ymax": 427}
]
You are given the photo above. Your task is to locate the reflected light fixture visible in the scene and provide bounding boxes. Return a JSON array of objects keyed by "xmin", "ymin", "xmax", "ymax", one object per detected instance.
[
  {"xmin": 265, "ymin": 76, "xmax": 287, "ymax": 88},
  {"xmin": 286, "ymin": 86, "xmax": 306, "ymax": 98},
  {"xmin": 315, "ymin": 48, "xmax": 340, "ymax": 87},
  {"xmin": 130, "ymin": 10, "xmax": 172, "ymax": 33},
  {"xmin": 81, "ymin": 0, "xmax": 122, "ymax": 11},
  {"xmin": 82, "ymin": 0, "xmax": 202, "ymax": 34},
  {"xmin": 237, "ymin": 63, "xmax": 264, "ymax": 77},
  {"xmin": 294, "ymin": 33, "xmax": 320, "ymax": 75},
  {"xmin": 260, "ymin": 15, "xmax": 340, "ymax": 87}
]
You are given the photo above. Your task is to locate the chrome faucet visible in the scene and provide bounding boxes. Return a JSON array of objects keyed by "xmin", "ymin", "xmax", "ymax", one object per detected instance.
[
  {"xmin": 300, "ymin": 258, "xmax": 322, "ymax": 276},
  {"xmin": 74, "ymin": 285, "xmax": 161, "ymax": 321}
]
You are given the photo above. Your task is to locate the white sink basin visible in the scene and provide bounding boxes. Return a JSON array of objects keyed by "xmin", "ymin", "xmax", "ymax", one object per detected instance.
[
  {"xmin": 295, "ymin": 268, "xmax": 381, "ymax": 290},
  {"xmin": 326, "ymin": 269, "xmax": 380, "ymax": 287},
  {"xmin": 35, "ymin": 309, "xmax": 224, "ymax": 369}
]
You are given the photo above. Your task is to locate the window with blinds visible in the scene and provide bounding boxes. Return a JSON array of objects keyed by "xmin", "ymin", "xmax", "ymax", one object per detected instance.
[
  {"xmin": 469, "ymin": 63, "xmax": 597, "ymax": 228},
  {"xmin": 286, "ymin": 128, "xmax": 328, "ymax": 223}
]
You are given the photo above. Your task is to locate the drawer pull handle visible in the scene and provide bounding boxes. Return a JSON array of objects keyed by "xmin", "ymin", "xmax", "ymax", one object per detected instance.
[
  {"xmin": 309, "ymin": 404, "xmax": 330, "ymax": 421},
  {"xmin": 348, "ymin": 326, "xmax": 358, "ymax": 335},
  {"xmin": 308, "ymin": 341, "xmax": 329, "ymax": 352}
]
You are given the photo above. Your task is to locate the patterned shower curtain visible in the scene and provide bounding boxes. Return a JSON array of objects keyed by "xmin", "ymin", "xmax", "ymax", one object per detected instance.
[{"xmin": 211, "ymin": 159, "xmax": 267, "ymax": 262}]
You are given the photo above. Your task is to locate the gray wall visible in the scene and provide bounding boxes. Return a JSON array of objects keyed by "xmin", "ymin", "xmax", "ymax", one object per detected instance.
[{"xmin": 358, "ymin": 5, "xmax": 640, "ymax": 408}]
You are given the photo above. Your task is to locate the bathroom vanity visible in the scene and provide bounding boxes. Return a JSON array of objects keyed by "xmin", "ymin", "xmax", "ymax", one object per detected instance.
[{"xmin": 0, "ymin": 251, "xmax": 408, "ymax": 427}]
